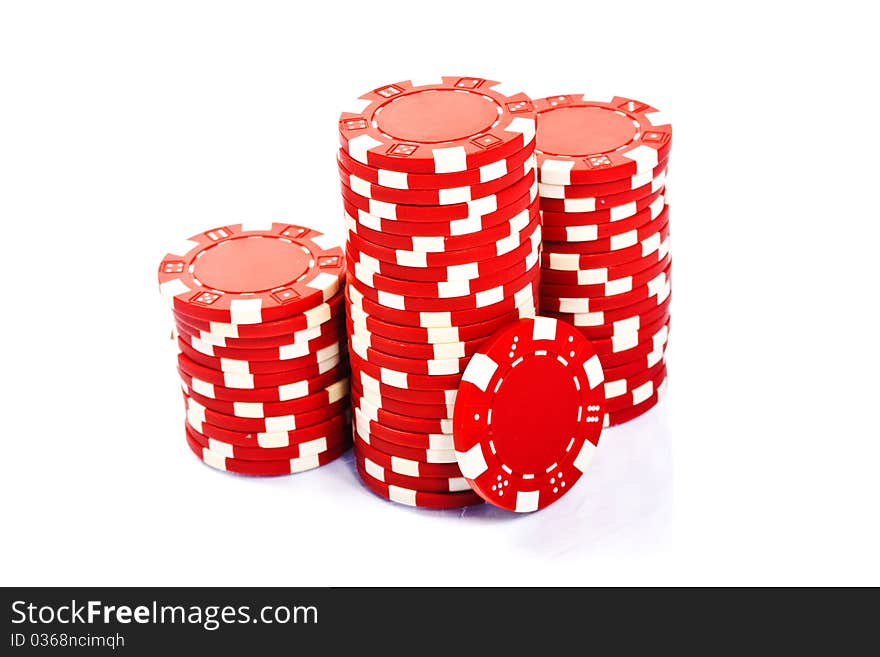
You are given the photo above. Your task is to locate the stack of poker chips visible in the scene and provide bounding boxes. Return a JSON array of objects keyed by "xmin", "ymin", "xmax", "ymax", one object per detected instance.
[
  {"xmin": 157, "ymin": 222, "xmax": 351, "ymax": 476},
  {"xmin": 337, "ymin": 76, "xmax": 540, "ymax": 508},
  {"xmin": 534, "ymin": 95, "xmax": 673, "ymax": 426}
]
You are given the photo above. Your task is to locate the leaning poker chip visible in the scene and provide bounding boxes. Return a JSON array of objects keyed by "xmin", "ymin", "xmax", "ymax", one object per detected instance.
[
  {"xmin": 181, "ymin": 379, "xmax": 349, "ymax": 419},
  {"xmin": 542, "ymin": 196, "xmax": 666, "ymax": 243},
  {"xmin": 534, "ymin": 94, "xmax": 672, "ymax": 186},
  {"xmin": 540, "ymin": 187, "xmax": 665, "ymax": 228},
  {"xmin": 336, "ymin": 140, "xmax": 535, "ymax": 191},
  {"xmin": 173, "ymin": 295, "xmax": 345, "ymax": 340},
  {"xmin": 346, "ymin": 223, "xmax": 541, "ymax": 283},
  {"xmin": 346, "ymin": 211, "xmax": 540, "ymax": 268},
  {"xmin": 540, "ymin": 264, "xmax": 669, "ymax": 314},
  {"xmin": 538, "ymin": 172, "xmax": 665, "ymax": 214},
  {"xmin": 185, "ymin": 426, "xmax": 350, "ymax": 477},
  {"xmin": 350, "ymin": 333, "xmax": 469, "ymax": 376},
  {"xmin": 349, "ymin": 263, "xmax": 539, "ymax": 313},
  {"xmin": 340, "ymin": 161, "xmax": 536, "ymax": 213},
  {"xmin": 538, "ymin": 158, "xmax": 669, "ymax": 199},
  {"xmin": 604, "ymin": 378, "xmax": 666, "ymax": 427},
  {"xmin": 158, "ymin": 223, "xmax": 344, "ymax": 324},
  {"xmin": 352, "ymin": 389, "xmax": 453, "ymax": 435},
  {"xmin": 338, "ymin": 154, "xmax": 536, "ymax": 207},
  {"xmin": 177, "ymin": 366, "xmax": 344, "ymax": 403},
  {"xmin": 183, "ymin": 393, "xmax": 347, "ymax": 434},
  {"xmin": 348, "ymin": 297, "xmax": 535, "ymax": 345},
  {"xmin": 174, "ymin": 314, "xmax": 343, "ymax": 350},
  {"xmin": 187, "ymin": 421, "xmax": 350, "ymax": 462},
  {"xmin": 540, "ymin": 253, "xmax": 671, "ymax": 300},
  {"xmin": 453, "ymin": 317, "xmax": 605, "ymax": 512},
  {"xmin": 352, "ymin": 433, "xmax": 463, "ymax": 478},
  {"xmin": 542, "ymin": 221, "xmax": 670, "ymax": 270},
  {"xmin": 542, "ymin": 209, "xmax": 669, "ymax": 255},
  {"xmin": 353, "ymin": 406, "xmax": 454, "ymax": 450},
  {"xmin": 348, "ymin": 247, "xmax": 539, "ymax": 300},
  {"xmin": 186, "ymin": 412, "xmax": 348, "ymax": 449},
  {"xmin": 176, "ymin": 337, "xmax": 340, "ymax": 375},
  {"xmin": 344, "ymin": 197, "xmax": 537, "ymax": 253},
  {"xmin": 175, "ymin": 325, "xmax": 341, "ymax": 362},
  {"xmin": 356, "ymin": 454, "xmax": 470, "ymax": 493},
  {"xmin": 353, "ymin": 370, "xmax": 457, "ymax": 407},
  {"xmin": 353, "ymin": 420, "xmax": 458, "ymax": 464},
  {"xmin": 177, "ymin": 351, "xmax": 342, "ymax": 390},
  {"xmin": 355, "ymin": 460, "xmax": 483, "ymax": 509},
  {"xmin": 346, "ymin": 318, "xmax": 482, "ymax": 361},
  {"xmin": 339, "ymin": 76, "xmax": 535, "ymax": 174},
  {"xmin": 347, "ymin": 279, "xmax": 537, "ymax": 329},
  {"xmin": 539, "ymin": 237, "xmax": 669, "ymax": 285}
]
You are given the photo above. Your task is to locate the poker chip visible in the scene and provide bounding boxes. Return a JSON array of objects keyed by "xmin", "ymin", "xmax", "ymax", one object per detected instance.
[
  {"xmin": 355, "ymin": 461, "xmax": 484, "ymax": 509},
  {"xmin": 346, "ymin": 318, "xmax": 483, "ymax": 361},
  {"xmin": 353, "ymin": 369, "xmax": 457, "ymax": 407},
  {"xmin": 352, "ymin": 389, "xmax": 453, "ymax": 436},
  {"xmin": 535, "ymin": 93, "xmax": 672, "ymax": 426},
  {"xmin": 158, "ymin": 223, "xmax": 344, "ymax": 324},
  {"xmin": 353, "ymin": 407, "xmax": 454, "ymax": 450},
  {"xmin": 453, "ymin": 317, "xmax": 606, "ymax": 512},
  {"xmin": 353, "ymin": 420, "xmax": 458, "ymax": 464},
  {"xmin": 339, "ymin": 76, "xmax": 535, "ymax": 174},
  {"xmin": 603, "ymin": 377, "xmax": 667, "ymax": 427},
  {"xmin": 353, "ymin": 432, "xmax": 463, "ymax": 479},
  {"xmin": 158, "ymin": 223, "xmax": 351, "ymax": 475},
  {"xmin": 355, "ymin": 455, "xmax": 470, "ymax": 493},
  {"xmin": 349, "ymin": 333, "xmax": 470, "ymax": 375}
]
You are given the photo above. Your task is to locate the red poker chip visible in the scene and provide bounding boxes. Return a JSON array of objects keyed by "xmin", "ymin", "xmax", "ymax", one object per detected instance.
[
  {"xmin": 347, "ymin": 278, "xmax": 538, "ymax": 329},
  {"xmin": 540, "ymin": 262, "xmax": 670, "ymax": 314},
  {"xmin": 604, "ymin": 377, "xmax": 666, "ymax": 427},
  {"xmin": 346, "ymin": 223, "xmax": 540, "ymax": 283},
  {"xmin": 352, "ymin": 389, "xmax": 452, "ymax": 436},
  {"xmin": 176, "ymin": 336, "xmax": 341, "ymax": 375},
  {"xmin": 177, "ymin": 351, "xmax": 343, "ymax": 390},
  {"xmin": 347, "ymin": 318, "xmax": 483, "ymax": 361},
  {"xmin": 346, "ymin": 211, "xmax": 540, "ymax": 268},
  {"xmin": 175, "ymin": 325, "xmax": 341, "ymax": 363},
  {"xmin": 348, "ymin": 349, "xmax": 462, "ymax": 392},
  {"xmin": 183, "ymin": 393, "xmax": 347, "ymax": 434},
  {"xmin": 175, "ymin": 313, "xmax": 343, "ymax": 350},
  {"xmin": 158, "ymin": 223, "xmax": 344, "ymax": 324},
  {"xmin": 538, "ymin": 172, "xmax": 665, "ymax": 214},
  {"xmin": 355, "ymin": 454, "xmax": 470, "ymax": 494},
  {"xmin": 187, "ymin": 421, "xmax": 351, "ymax": 462},
  {"xmin": 355, "ymin": 460, "xmax": 483, "ymax": 509},
  {"xmin": 353, "ymin": 420, "xmax": 457, "ymax": 464},
  {"xmin": 177, "ymin": 366, "xmax": 344, "ymax": 403},
  {"xmin": 542, "ymin": 209, "xmax": 669, "ymax": 255},
  {"xmin": 351, "ymin": 369, "xmax": 457, "ymax": 407},
  {"xmin": 597, "ymin": 320, "xmax": 670, "ymax": 370},
  {"xmin": 541, "ymin": 221, "xmax": 670, "ymax": 270},
  {"xmin": 339, "ymin": 76, "xmax": 535, "ymax": 175},
  {"xmin": 349, "ymin": 296, "xmax": 535, "ymax": 345},
  {"xmin": 350, "ymin": 261, "xmax": 540, "ymax": 314},
  {"xmin": 538, "ymin": 158, "xmax": 669, "ymax": 199},
  {"xmin": 453, "ymin": 316, "xmax": 606, "ymax": 512},
  {"xmin": 540, "ymin": 254, "xmax": 670, "ymax": 301},
  {"xmin": 186, "ymin": 412, "xmax": 347, "ymax": 449},
  {"xmin": 541, "ymin": 286, "xmax": 671, "ymax": 330},
  {"xmin": 353, "ymin": 407, "xmax": 454, "ymax": 450},
  {"xmin": 539, "ymin": 242, "xmax": 668, "ymax": 286},
  {"xmin": 344, "ymin": 194, "xmax": 537, "ymax": 253},
  {"xmin": 587, "ymin": 307, "xmax": 671, "ymax": 350},
  {"xmin": 349, "ymin": 333, "xmax": 469, "ymax": 376},
  {"xmin": 534, "ymin": 94, "xmax": 672, "ymax": 186},
  {"xmin": 353, "ymin": 381, "xmax": 453, "ymax": 424},
  {"xmin": 173, "ymin": 294, "xmax": 345, "ymax": 340},
  {"xmin": 339, "ymin": 166, "xmax": 535, "ymax": 221},
  {"xmin": 541, "ymin": 187, "xmax": 665, "ymax": 228},
  {"xmin": 181, "ymin": 378, "xmax": 349, "ymax": 419},
  {"xmin": 352, "ymin": 432, "xmax": 463, "ymax": 479},
  {"xmin": 348, "ymin": 246, "xmax": 538, "ymax": 300},
  {"xmin": 185, "ymin": 425, "xmax": 350, "ymax": 477},
  {"xmin": 541, "ymin": 195, "xmax": 666, "ymax": 243},
  {"xmin": 340, "ymin": 154, "xmax": 536, "ymax": 206},
  {"xmin": 336, "ymin": 142, "xmax": 535, "ymax": 191},
  {"xmin": 604, "ymin": 362, "xmax": 667, "ymax": 412},
  {"xmin": 342, "ymin": 182, "xmax": 537, "ymax": 239},
  {"xmin": 602, "ymin": 344, "xmax": 667, "ymax": 382}
]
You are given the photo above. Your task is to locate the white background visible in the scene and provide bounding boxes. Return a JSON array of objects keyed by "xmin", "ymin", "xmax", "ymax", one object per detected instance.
[{"xmin": 1, "ymin": 0, "xmax": 878, "ymax": 586}]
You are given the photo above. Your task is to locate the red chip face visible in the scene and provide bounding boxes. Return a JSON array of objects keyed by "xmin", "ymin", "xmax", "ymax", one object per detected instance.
[{"xmin": 452, "ymin": 316, "xmax": 606, "ymax": 512}]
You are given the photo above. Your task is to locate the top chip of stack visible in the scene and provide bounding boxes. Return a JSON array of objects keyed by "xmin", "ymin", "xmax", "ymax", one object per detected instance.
[
  {"xmin": 533, "ymin": 95, "xmax": 673, "ymax": 426},
  {"xmin": 338, "ymin": 76, "xmax": 541, "ymax": 509}
]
